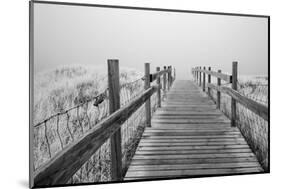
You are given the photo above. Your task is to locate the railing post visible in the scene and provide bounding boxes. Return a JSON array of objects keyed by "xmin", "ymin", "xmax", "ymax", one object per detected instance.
[
  {"xmin": 156, "ymin": 67, "xmax": 161, "ymax": 107},
  {"xmin": 195, "ymin": 68, "xmax": 196, "ymax": 82},
  {"xmin": 108, "ymin": 59, "xmax": 122, "ymax": 181},
  {"xmin": 196, "ymin": 67, "xmax": 199, "ymax": 85},
  {"xmin": 203, "ymin": 67, "xmax": 206, "ymax": 91},
  {"xmin": 197, "ymin": 67, "xmax": 199, "ymax": 84},
  {"xmin": 194, "ymin": 68, "xmax": 196, "ymax": 83},
  {"xmin": 199, "ymin": 66, "xmax": 202, "ymax": 86},
  {"xmin": 208, "ymin": 67, "xmax": 211, "ymax": 96},
  {"xmin": 163, "ymin": 66, "xmax": 167, "ymax": 96},
  {"xmin": 231, "ymin": 62, "xmax": 238, "ymax": 127},
  {"xmin": 174, "ymin": 67, "xmax": 176, "ymax": 81},
  {"xmin": 168, "ymin": 66, "xmax": 171, "ymax": 90},
  {"xmin": 217, "ymin": 70, "xmax": 221, "ymax": 109},
  {"xmin": 169, "ymin": 66, "xmax": 173, "ymax": 88},
  {"xmin": 167, "ymin": 66, "xmax": 170, "ymax": 90},
  {"xmin": 195, "ymin": 67, "xmax": 197, "ymax": 83},
  {"xmin": 145, "ymin": 63, "xmax": 151, "ymax": 127}
]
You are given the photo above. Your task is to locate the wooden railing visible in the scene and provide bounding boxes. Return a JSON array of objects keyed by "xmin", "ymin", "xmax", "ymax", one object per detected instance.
[
  {"xmin": 191, "ymin": 62, "xmax": 268, "ymax": 125},
  {"xmin": 33, "ymin": 60, "xmax": 174, "ymax": 187}
]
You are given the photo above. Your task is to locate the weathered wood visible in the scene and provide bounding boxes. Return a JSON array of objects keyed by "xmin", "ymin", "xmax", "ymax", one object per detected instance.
[
  {"xmin": 125, "ymin": 80, "xmax": 263, "ymax": 180},
  {"xmin": 159, "ymin": 69, "xmax": 170, "ymax": 76},
  {"xmin": 203, "ymin": 67, "xmax": 206, "ymax": 91},
  {"xmin": 170, "ymin": 66, "xmax": 173, "ymax": 87},
  {"xmin": 150, "ymin": 73, "xmax": 157, "ymax": 82},
  {"xmin": 144, "ymin": 129, "xmax": 240, "ymax": 134},
  {"xmin": 138, "ymin": 141, "xmax": 247, "ymax": 147},
  {"xmin": 135, "ymin": 148, "xmax": 252, "ymax": 154},
  {"xmin": 194, "ymin": 68, "xmax": 196, "ymax": 83},
  {"xmin": 196, "ymin": 67, "xmax": 198, "ymax": 84},
  {"xmin": 142, "ymin": 132, "xmax": 242, "ymax": 137},
  {"xmin": 156, "ymin": 67, "xmax": 161, "ymax": 108},
  {"xmin": 208, "ymin": 67, "xmax": 211, "ymax": 96},
  {"xmin": 132, "ymin": 153, "xmax": 255, "ymax": 160},
  {"xmin": 168, "ymin": 66, "xmax": 172, "ymax": 89},
  {"xmin": 153, "ymin": 115, "xmax": 227, "ymax": 119},
  {"xmin": 108, "ymin": 59, "xmax": 122, "ymax": 181},
  {"xmin": 163, "ymin": 66, "xmax": 167, "ymax": 96},
  {"xmin": 129, "ymin": 156, "xmax": 260, "ymax": 166},
  {"xmin": 231, "ymin": 62, "xmax": 238, "ymax": 126},
  {"xmin": 145, "ymin": 127, "xmax": 238, "ymax": 132},
  {"xmin": 150, "ymin": 69, "xmax": 170, "ymax": 82},
  {"xmin": 192, "ymin": 68, "xmax": 232, "ymax": 83},
  {"xmin": 139, "ymin": 137, "xmax": 245, "ymax": 142},
  {"xmin": 128, "ymin": 162, "xmax": 260, "ymax": 171},
  {"xmin": 194, "ymin": 67, "xmax": 197, "ymax": 83},
  {"xmin": 172, "ymin": 67, "xmax": 175, "ymax": 83},
  {"xmin": 145, "ymin": 63, "xmax": 151, "ymax": 127},
  {"xmin": 199, "ymin": 66, "xmax": 202, "ymax": 86},
  {"xmin": 167, "ymin": 66, "xmax": 170, "ymax": 90},
  {"xmin": 207, "ymin": 83, "xmax": 268, "ymax": 121},
  {"xmin": 217, "ymin": 69, "xmax": 221, "ymax": 109},
  {"xmin": 139, "ymin": 140, "xmax": 246, "ymax": 145},
  {"xmin": 151, "ymin": 120, "xmax": 230, "ymax": 124},
  {"xmin": 150, "ymin": 124, "xmax": 232, "ymax": 128},
  {"xmin": 125, "ymin": 167, "xmax": 262, "ymax": 179},
  {"xmin": 197, "ymin": 67, "xmax": 199, "ymax": 85},
  {"xmin": 141, "ymin": 141, "xmax": 248, "ymax": 146},
  {"xmin": 34, "ymin": 86, "xmax": 157, "ymax": 186}
]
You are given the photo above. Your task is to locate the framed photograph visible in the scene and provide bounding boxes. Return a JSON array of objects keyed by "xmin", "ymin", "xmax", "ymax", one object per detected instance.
[{"xmin": 29, "ymin": 1, "xmax": 269, "ymax": 188}]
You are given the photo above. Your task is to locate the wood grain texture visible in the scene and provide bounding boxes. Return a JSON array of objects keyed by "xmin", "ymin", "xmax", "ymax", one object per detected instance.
[
  {"xmin": 34, "ymin": 86, "xmax": 158, "ymax": 186},
  {"xmin": 156, "ymin": 67, "xmax": 161, "ymax": 108},
  {"xmin": 231, "ymin": 61, "xmax": 238, "ymax": 126},
  {"xmin": 217, "ymin": 69, "xmax": 221, "ymax": 109},
  {"xmin": 203, "ymin": 67, "xmax": 206, "ymax": 91},
  {"xmin": 163, "ymin": 66, "xmax": 167, "ymax": 96},
  {"xmin": 207, "ymin": 83, "xmax": 268, "ymax": 121},
  {"xmin": 192, "ymin": 68, "xmax": 232, "ymax": 83},
  {"xmin": 150, "ymin": 69, "xmax": 169, "ymax": 82},
  {"xmin": 145, "ymin": 63, "xmax": 151, "ymax": 127},
  {"xmin": 125, "ymin": 167, "xmax": 262, "ymax": 179},
  {"xmin": 199, "ymin": 66, "xmax": 202, "ymax": 86},
  {"xmin": 208, "ymin": 67, "xmax": 211, "ymax": 96},
  {"xmin": 124, "ymin": 80, "xmax": 263, "ymax": 180},
  {"xmin": 108, "ymin": 60, "xmax": 122, "ymax": 181}
]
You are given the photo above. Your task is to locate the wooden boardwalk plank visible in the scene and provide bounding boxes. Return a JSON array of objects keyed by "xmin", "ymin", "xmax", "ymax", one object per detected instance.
[
  {"xmin": 124, "ymin": 80, "xmax": 263, "ymax": 180},
  {"xmin": 129, "ymin": 157, "xmax": 260, "ymax": 166},
  {"xmin": 125, "ymin": 167, "xmax": 263, "ymax": 179},
  {"xmin": 127, "ymin": 162, "xmax": 261, "ymax": 171}
]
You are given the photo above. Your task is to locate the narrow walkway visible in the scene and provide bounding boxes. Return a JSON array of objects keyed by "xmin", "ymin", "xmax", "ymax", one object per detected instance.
[{"xmin": 125, "ymin": 80, "xmax": 263, "ymax": 180}]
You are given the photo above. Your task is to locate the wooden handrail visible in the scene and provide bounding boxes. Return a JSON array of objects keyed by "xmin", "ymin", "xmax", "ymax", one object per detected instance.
[
  {"xmin": 150, "ymin": 68, "xmax": 171, "ymax": 82},
  {"xmin": 34, "ymin": 86, "xmax": 158, "ymax": 186},
  {"xmin": 192, "ymin": 62, "xmax": 268, "ymax": 122},
  {"xmin": 192, "ymin": 67, "xmax": 232, "ymax": 82},
  {"xmin": 32, "ymin": 60, "xmax": 175, "ymax": 187},
  {"xmin": 207, "ymin": 83, "xmax": 268, "ymax": 121}
]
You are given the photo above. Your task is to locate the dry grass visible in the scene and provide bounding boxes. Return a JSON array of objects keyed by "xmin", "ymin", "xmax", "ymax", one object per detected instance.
[
  {"xmin": 209, "ymin": 75, "xmax": 268, "ymax": 171},
  {"xmin": 33, "ymin": 65, "xmax": 146, "ymax": 183}
]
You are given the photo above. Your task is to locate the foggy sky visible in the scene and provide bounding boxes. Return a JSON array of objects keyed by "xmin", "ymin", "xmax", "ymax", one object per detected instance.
[{"xmin": 34, "ymin": 3, "xmax": 268, "ymax": 79}]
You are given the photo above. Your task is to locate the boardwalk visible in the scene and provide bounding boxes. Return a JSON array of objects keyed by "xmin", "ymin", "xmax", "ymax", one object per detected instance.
[{"xmin": 125, "ymin": 80, "xmax": 263, "ymax": 180}]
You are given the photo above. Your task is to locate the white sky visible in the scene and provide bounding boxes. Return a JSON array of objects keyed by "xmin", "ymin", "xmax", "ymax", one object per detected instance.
[{"xmin": 34, "ymin": 3, "xmax": 268, "ymax": 79}]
